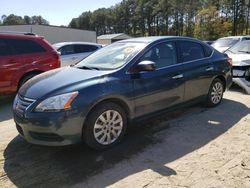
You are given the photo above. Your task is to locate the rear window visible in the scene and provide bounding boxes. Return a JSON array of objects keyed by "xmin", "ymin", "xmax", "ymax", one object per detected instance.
[
  {"xmin": 178, "ymin": 41, "xmax": 205, "ymax": 62},
  {"xmin": 74, "ymin": 45, "xmax": 98, "ymax": 53},
  {"xmin": 203, "ymin": 45, "xmax": 213, "ymax": 57},
  {"xmin": 5, "ymin": 39, "xmax": 46, "ymax": 55},
  {"xmin": 0, "ymin": 39, "xmax": 12, "ymax": 56}
]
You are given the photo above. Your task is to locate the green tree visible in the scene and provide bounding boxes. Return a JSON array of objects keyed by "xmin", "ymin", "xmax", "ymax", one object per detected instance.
[
  {"xmin": 194, "ymin": 6, "xmax": 232, "ymax": 40},
  {"xmin": 31, "ymin": 16, "xmax": 49, "ymax": 25},
  {"xmin": 2, "ymin": 14, "xmax": 25, "ymax": 25},
  {"xmin": 24, "ymin": 15, "xmax": 32, "ymax": 24}
]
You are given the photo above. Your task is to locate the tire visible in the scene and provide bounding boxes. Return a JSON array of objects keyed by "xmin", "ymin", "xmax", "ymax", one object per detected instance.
[
  {"xmin": 83, "ymin": 102, "xmax": 127, "ymax": 150},
  {"xmin": 18, "ymin": 73, "xmax": 38, "ymax": 89},
  {"xmin": 206, "ymin": 78, "xmax": 224, "ymax": 107}
]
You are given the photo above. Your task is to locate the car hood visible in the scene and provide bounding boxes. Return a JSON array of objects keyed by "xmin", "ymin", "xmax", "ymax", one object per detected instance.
[
  {"xmin": 226, "ymin": 53, "xmax": 250, "ymax": 66},
  {"xmin": 19, "ymin": 67, "xmax": 109, "ymax": 99}
]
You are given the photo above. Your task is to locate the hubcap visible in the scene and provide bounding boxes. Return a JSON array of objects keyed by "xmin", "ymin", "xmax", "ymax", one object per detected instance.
[
  {"xmin": 93, "ymin": 110, "xmax": 123, "ymax": 145},
  {"xmin": 211, "ymin": 82, "xmax": 223, "ymax": 104}
]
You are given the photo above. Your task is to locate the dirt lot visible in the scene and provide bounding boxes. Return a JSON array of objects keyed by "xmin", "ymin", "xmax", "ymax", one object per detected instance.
[{"xmin": 0, "ymin": 89, "xmax": 250, "ymax": 188}]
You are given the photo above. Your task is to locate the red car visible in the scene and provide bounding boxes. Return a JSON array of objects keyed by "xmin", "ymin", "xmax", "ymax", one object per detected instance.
[{"xmin": 0, "ymin": 32, "xmax": 60, "ymax": 96}]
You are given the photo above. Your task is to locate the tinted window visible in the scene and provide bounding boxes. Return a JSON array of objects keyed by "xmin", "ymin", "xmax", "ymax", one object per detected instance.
[
  {"xmin": 203, "ymin": 45, "xmax": 213, "ymax": 57},
  {"xmin": 141, "ymin": 42, "xmax": 177, "ymax": 69},
  {"xmin": 74, "ymin": 45, "xmax": 98, "ymax": 53},
  {"xmin": 178, "ymin": 41, "xmax": 205, "ymax": 62},
  {"xmin": 0, "ymin": 39, "xmax": 12, "ymax": 56},
  {"xmin": 59, "ymin": 45, "xmax": 74, "ymax": 55},
  {"xmin": 5, "ymin": 39, "xmax": 46, "ymax": 55},
  {"xmin": 243, "ymin": 37, "xmax": 250, "ymax": 41}
]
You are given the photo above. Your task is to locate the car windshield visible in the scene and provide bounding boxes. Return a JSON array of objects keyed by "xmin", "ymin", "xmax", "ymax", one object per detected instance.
[
  {"xmin": 212, "ymin": 38, "xmax": 239, "ymax": 48},
  {"xmin": 227, "ymin": 41, "xmax": 250, "ymax": 54},
  {"xmin": 75, "ymin": 42, "xmax": 147, "ymax": 70}
]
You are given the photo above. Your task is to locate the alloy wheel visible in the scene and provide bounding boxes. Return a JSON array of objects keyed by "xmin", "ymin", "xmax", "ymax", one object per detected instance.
[
  {"xmin": 93, "ymin": 110, "xmax": 123, "ymax": 145},
  {"xmin": 211, "ymin": 82, "xmax": 223, "ymax": 104}
]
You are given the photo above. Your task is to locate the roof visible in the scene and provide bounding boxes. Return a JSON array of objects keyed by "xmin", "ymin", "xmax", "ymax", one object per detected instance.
[
  {"xmin": 97, "ymin": 33, "xmax": 132, "ymax": 40},
  {"xmin": 52, "ymin": 41, "xmax": 101, "ymax": 48},
  {"xmin": 119, "ymin": 36, "xmax": 200, "ymax": 44},
  {"xmin": 219, "ymin": 35, "xmax": 250, "ymax": 39},
  {"xmin": 0, "ymin": 31, "xmax": 42, "ymax": 39}
]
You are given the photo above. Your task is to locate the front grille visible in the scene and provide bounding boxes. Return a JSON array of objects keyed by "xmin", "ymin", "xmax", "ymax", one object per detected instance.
[{"xmin": 14, "ymin": 95, "xmax": 35, "ymax": 116}]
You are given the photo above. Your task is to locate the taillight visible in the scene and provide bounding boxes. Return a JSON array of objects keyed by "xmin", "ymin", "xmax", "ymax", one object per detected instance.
[{"xmin": 227, "ymin": 57, "xmax": 232, "ymax": 65}]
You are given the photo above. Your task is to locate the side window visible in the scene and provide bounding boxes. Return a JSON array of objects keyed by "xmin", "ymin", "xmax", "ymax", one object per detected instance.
[
  {"xmin": 5, "ymin": 39, "xmax": 46, "ymax": 55},
  {"xmin": 74, "ymin": 45, "xmax": 98, "ymax": 53},
  {"xmin": 59, "ymin": 45, "xmax": 74, "ymax": 55},
  {"xmin": 89, "ymin": 45, "xmax": 99, "ymax": 51},
  {"xmin": 0, "ymin": 39, "xmax": 12, "ymax": 56},
  {"xmin": 203, "ymin": 45, "xmax": 213, "ymax": 57},
  {"xmin": 140, "ymin": 42, "xmax": 177, "ymax": 69},
  {"xmin": 178, "ymin": 41, "xmax": 205, "ymax": 63}
]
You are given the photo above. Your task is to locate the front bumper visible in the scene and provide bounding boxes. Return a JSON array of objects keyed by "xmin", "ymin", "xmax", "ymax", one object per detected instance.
[
  {"xmin": 13, "ymin": 109, "xmax": 85, "ymax": 146},
  {"xmin": 232, "ymin": 65, "xmax": 250, "ymax": 94}
]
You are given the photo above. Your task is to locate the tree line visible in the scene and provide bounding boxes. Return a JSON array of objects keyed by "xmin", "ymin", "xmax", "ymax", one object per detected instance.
[
  {"xmin": 0, "ymin": 14, "xmax": 49, "ymax": 25},
  {"xmin": 0, "ymin": 1, "xmax": 249, "ymax": 40},
  {"xmin": 69, "ymin": 0, "xmax": 250, "ymax": 40}
]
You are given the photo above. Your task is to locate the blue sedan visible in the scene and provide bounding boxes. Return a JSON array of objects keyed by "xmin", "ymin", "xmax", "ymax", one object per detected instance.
[{"xmin": 13, "ymin": 36, "xmax": 232, "ymax": 150}]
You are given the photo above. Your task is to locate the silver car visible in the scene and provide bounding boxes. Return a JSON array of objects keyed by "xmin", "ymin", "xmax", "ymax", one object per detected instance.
[
  {"xmin": 225, "ymin": 40, "xmax": 250, "ymax": 94},
  {"xmin": 212, "ymin": 36, "xmax": 250, "ymax": 53},
  {"xmin": 53, "ymin": 42, "xmax": 102, "ymax": 67}
]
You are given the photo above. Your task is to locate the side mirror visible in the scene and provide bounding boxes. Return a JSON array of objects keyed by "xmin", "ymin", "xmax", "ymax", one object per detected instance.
[
  {"xmin": 57, "ymin": 51, "xmax": 61, "ymax": 56},
  {"xmin": 136, "ymin": 60, "xmax": 156, "ymax": 72}
]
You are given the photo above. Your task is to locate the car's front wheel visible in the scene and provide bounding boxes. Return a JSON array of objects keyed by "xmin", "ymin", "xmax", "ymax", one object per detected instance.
[
  {"xmin": 206, "ymin": 78, "xmax": 224, "ymax": 107},
  {"xmin": 83, "ymin": 102, "xmax": 127, "ymax": 150}
]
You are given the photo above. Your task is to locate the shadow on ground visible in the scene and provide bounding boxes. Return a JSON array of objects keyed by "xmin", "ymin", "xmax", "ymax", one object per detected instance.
[
  {"xmin": 0, "ymin": 96, "xmax": 14, "ymax": 122},
  {"xmin": 3, "ymin": 98, "xmax": 250, "ymax": 187}
]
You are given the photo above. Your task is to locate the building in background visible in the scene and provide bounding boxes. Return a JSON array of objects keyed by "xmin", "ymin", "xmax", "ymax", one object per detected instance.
[
  {"xmin": 97, "ymin": 33, "xmax": 132, "ymax": 45},
  {"xmin": 0, "ymin": 25, "xmax": 96, "ymax": 44}
]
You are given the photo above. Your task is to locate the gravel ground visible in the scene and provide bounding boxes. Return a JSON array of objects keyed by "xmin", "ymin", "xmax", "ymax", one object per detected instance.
[{"xmin": 0, "ymin": 89, "xmax": 250, "ymax": 188}]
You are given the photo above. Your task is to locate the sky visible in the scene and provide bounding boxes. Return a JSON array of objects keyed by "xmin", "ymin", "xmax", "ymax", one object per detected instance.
[{"xmin": 1, "ymin": 0, "xmax": 122, "ymax": 26}]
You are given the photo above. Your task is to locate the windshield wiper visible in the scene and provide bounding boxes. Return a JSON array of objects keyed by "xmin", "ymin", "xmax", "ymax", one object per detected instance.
[
  {"xmin": 77, "ymin": 66, "xmax": 100, "ymax": 70},
  {"xmin": 238, "ymin": 50, "xmax": 250, "ymax": 54}
]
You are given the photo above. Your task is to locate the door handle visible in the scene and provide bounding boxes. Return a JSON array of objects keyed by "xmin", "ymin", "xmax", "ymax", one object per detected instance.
[
  {"xmin": 172, "ymin": 74, "xmax": 183, "ymax": 79},
  {"xmin": 206, "ymin": 67, "xmax": 214, "ymax": 71}
]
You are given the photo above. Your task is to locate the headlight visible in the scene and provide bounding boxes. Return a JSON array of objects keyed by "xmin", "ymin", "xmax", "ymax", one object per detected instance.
[{"xmin": 35, "ymin": 91, "xmax": 78, "ymax": 112}]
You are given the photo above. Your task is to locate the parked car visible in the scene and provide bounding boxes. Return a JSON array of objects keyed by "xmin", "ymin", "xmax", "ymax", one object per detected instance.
[
  {"xmin": 0, "ymin": 32, "xmax": 60, "ymax": 96},
  {"xmin": 211, "ymin": 36, "xmax": 250, "ymax": 52},
  {"xmin": 225, "ymin": 40, "xmax": 250, "ymax": 94},
  {"xmin": 13, "ymin": 36, "xmax": 232, "ymax": 150},
  {"xmin": 53, "ymin": 42, "xmax": 102, "ymax": 67}
]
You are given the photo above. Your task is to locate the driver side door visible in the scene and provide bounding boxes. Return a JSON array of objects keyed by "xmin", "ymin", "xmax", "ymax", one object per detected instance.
[{"xmin": 131, "ymin": 41, "xmax": 185, "ymax": 117}]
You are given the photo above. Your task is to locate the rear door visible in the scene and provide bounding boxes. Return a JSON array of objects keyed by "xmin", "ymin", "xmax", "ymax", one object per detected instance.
[
  {"xmin": 132, "ymin": 41, "xmax": 185, "ymax": 117},
  {"xmin": 176, "ymin": 40, "xmax": 214, "ymax": 101}
]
